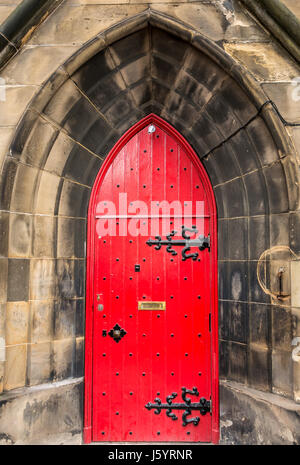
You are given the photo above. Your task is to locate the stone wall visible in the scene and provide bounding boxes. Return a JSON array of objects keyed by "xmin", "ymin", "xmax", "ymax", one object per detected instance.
[
  {"xmin": 220, "ymin": 379, "xmax": 300, "ymax": 444},
  {"xmin": 0, "ymin": 377, "xmax": 83, "ymax": 444},
  {"xmin": 0, "ymin": 0, "xmax": 300, "ymax": 444}
]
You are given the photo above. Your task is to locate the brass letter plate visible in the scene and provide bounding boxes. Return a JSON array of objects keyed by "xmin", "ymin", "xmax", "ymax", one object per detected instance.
[{"xmin": 138, "ymin": 301, "xmax": 166, "ymax": 311}]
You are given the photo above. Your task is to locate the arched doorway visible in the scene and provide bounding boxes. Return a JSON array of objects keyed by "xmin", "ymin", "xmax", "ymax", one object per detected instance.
[
  {"xmin": 2, "ymin": 9, "xmax": 298, "ymax": 445},
  {"xmin": 84, "ymin": 114, "xmax": 218, "ymax": 443}
]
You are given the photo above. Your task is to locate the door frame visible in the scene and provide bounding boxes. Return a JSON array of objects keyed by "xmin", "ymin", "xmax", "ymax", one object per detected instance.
[{"xmin": 83, "ymin": 113, "xmax": 219, "ymax": 444}]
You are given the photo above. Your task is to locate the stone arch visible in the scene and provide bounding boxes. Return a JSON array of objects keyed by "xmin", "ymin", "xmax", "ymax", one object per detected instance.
[{"xmin": 1, "ymin": 10, "xmax": 298, "ymax": 399}]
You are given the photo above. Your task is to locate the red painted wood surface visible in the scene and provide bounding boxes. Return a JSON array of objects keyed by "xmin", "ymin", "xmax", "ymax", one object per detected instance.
[{"xmin": 84, "ymin": 115, "xmax": 218, "ymax": 444}]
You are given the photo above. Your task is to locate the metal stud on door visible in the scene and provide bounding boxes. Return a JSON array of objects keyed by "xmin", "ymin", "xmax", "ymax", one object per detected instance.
[{"xmin": 84, "ymin": 114, "xmax": 219, "ymax": 444}]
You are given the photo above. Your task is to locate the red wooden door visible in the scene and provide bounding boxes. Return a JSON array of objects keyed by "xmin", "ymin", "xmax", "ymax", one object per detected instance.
[{"xmin": 84, "ymin": 115, "xmax": 218, "ymax": 444}]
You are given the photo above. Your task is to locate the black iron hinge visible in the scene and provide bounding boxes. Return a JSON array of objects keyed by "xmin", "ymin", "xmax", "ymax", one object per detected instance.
[
  {"xmin": 145, "ymin": 387, "xmax": 211, "ymax": 426},
  {"xmin": 147, "ymin": 226, "xmax": 210, "ymax": 261}
]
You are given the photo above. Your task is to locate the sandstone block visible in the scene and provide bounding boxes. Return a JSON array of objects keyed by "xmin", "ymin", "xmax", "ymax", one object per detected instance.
[
  {"xmin": 6, "ymin": 301, "xmax": 29, "ymax": 345},
  {"xmin": 27, "ymin": 342, "xmax": 51, "ymax": 386},
  {"xmin": 30, "ymin": 300, "xmax": 53, "ymax": 343},
  {"xmin": 4, "ymin": 344, "xmax": 27, "ymax": 391},
  {"xmin": 223, "ymin": 42, "xmax": 299, "ymax": 81}
]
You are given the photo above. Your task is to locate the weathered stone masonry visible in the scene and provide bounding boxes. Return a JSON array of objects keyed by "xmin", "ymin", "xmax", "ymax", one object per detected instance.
[{"xmin": 0, "ymin": 0, "xmax": 300, "ymax": 444}]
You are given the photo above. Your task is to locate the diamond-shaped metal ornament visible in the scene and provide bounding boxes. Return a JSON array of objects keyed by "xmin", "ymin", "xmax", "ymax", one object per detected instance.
[{"xmin": 108, "ymin": 323, "xmax": 127, "ymax": 343}]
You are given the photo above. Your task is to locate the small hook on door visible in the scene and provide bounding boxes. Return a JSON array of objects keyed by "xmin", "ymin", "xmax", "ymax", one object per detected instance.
[{"xmin": 277, "ymin": 266, "xmax": 290, "ymax": 300}]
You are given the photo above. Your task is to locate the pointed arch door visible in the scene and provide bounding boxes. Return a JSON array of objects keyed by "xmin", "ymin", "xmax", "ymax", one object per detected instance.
[{"xmin": 84, "ymin": 115, "xmax": 219, "ymax": 444}]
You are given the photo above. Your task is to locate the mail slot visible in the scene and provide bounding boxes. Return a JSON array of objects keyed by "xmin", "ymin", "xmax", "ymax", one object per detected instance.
[{"xmin": 138, "ymin": 301, "xmax": 166, "ymax": 310}]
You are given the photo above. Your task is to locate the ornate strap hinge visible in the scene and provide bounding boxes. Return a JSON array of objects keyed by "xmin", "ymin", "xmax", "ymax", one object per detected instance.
[
  {"xmin": 146, "ymin": 226, "xmax": 210, "ymax": 261},
  {"xmin": 145, "ymin": 387, "xmax": 211, "ymax": 426}
]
